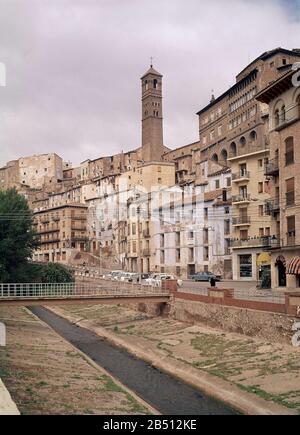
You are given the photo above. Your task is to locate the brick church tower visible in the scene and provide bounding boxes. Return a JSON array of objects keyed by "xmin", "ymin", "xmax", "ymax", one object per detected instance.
[{"xmin": 141, "ymin": 64, "xmax": 164, "ymax": 162}]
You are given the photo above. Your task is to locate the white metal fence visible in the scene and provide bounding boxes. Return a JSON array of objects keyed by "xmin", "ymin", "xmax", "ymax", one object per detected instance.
[{"xmin": 0, "ymin": 281, "xmax": 170, "ymax": 300}]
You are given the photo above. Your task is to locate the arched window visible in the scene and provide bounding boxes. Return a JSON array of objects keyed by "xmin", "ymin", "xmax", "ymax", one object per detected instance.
[
  {"xmin": 211, "ymin": 153, "xmax": 219, "ymax": 163},
  {"xmin": 249, "ymin": 131, "xmax": 257, "ymax": 142},
  {"xmin": 145, "ymin": 80, "xmax": 148, "ymax": 91},
  {"xmin": 230, "ymin": 142, "xmax": 237, "ymax": 157},
  {"xmin": 220, "ymin": 149, "xmax": 228, "ymax": 164},
  {"xmin": 153, "ymin": 79, "xmax": 158, "ymax": 89},
  {"xmin": 240, "ymin": 136, "xmax": 246, "ymax": 147},
  {"xmin": 275, "ymin": 109, "xmax": 280, "ymax": 127},
  {"xmin": 280, "ymin": 105, "xmax": 286, "ymax": 124}
]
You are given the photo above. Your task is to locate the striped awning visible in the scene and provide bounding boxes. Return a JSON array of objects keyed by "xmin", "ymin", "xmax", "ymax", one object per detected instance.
[
  {"xmin": 287, "ymin": 257, "xmax": 300, "ymax": 275},
  {"xmin": 275, "ymin": 255, "xmax": 286, "ymax": 268}
]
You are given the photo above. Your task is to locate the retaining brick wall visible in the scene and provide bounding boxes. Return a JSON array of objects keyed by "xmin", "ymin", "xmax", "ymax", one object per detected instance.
[{"xmin": 175, "ymin": 291, "xmax": 287, "ymax": 314}]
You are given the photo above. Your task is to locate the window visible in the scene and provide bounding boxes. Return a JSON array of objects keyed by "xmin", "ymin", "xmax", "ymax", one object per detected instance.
[
  {"xmin": 285, "ymin": 137, "xmax": 294, "ymax": 165},
  {"xmin": 259, "ymin": 205, "xmax": 264, "ymax": 216},
  {"xmin": 227, "ymin": 177, "xmax": 231, "ymax": 187},
  {"xmin": 265, "ymin": 227, "xmax": 270, "ymax": 236},
  {"xmin": 221, "ymin": 149, "xmax": 228, "ymax": 163},
  {"xmin": 230, "ymin": 142, "xmax": 237, "ymax": 157},
  {"xmin": 240, "ymin": 136, "xmax": 246, "ymax": 147},
  {"xmin": 258, "ymin": 159, "xmax": 263, "ymax": 168},
  {"xmin": 240, "ymin": 229, "xmax": 248, "ymax": 240},
  {"xmin": 239, "ymin": 254, "xmax": 252, "ymax": 278},
  {"xmin": 258, "ymin": 182, "xmax": 263, "ymax": 194},
  {"xmin": 275, "ymin": 109, "xmax": 280, "ymax": 127},
  {"xmin": 259, "ymin": 228, "xmax": 264, "ymax": 237},
  {"xmin": 249, "ymin": 131, "xmax": 257, "ymax": 142},
  {"xmin": 286, "ymin": 177, "xmax": 295, "ymax": 206},
  {"xmin": 224, "ymin": 220, "xmax": 230, "ymax": 235},
  {"xmin": 287, "ymin": 215, "xmax": 296, "ymax": 245},
  {"xmin": 281, "ymin": 105, "xmax": 286, "ymax": 124},
  {"xmin": 215, "ymin": 179, "xmax": 220, "ymax": 189}
]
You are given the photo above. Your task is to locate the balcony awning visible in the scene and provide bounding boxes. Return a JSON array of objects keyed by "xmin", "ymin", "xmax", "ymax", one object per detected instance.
[
  {"xmin": 256, "ymin": 252, "xmax": 271, "ymax": 266},
  {"xmin": 287, "ymin": 257, "xmax": 300, "ymax": 275},
  {"xmin": 275, "ymin": 255, "xmax": 286, "ymax": 268}
]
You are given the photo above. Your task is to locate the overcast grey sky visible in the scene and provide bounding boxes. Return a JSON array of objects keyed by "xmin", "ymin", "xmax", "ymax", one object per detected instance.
[{"xmin": 0, "ymin": 0, "xmax": 299, "ymax": 167}]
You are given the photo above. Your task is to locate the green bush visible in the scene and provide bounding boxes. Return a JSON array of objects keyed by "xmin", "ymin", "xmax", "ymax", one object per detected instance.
[{"xmin": 39, "ymin": 263, "xmax": 74, "ymax": 283}]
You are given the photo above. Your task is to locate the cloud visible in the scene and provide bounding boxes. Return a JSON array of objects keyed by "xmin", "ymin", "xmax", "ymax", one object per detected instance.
[{"xmin": 0, "ymin": 0, "xmax": 299, "ymax": 167}]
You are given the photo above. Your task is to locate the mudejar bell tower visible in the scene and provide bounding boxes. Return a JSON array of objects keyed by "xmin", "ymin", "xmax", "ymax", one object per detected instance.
[{"xmin": 141, "ymin": 64, "xmax": 164, "ymax": 162}]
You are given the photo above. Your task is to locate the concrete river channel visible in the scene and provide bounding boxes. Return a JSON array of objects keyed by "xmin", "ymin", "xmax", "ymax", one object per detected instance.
[{"xmin": 30, "ymin": 306, "xmax": 238, "ymax": 415}]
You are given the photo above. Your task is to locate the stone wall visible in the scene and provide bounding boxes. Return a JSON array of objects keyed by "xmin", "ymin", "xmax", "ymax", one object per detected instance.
[{"xmin": 171, "ymin": 297, "xmax": 298, "ymax": 345}]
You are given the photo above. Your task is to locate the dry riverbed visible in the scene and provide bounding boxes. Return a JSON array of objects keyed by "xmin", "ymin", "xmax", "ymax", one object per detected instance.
[
  {"xmin": 0, "ymin": 306, "xmax": 152, "ymax": 415},
  {"xmin": 52, "ymin": 303, "xmax": 300, "ymax": 414}
]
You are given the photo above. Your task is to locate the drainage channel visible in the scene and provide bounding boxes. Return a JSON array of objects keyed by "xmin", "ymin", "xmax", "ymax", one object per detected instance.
[{"xmin": 29, "ymin": 306, "xmax": 238, "ymax": 415}]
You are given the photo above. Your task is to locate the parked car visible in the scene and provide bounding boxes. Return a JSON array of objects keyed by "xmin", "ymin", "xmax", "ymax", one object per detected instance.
[
  {"xmin": 189, "ymin": 272, "xmax": 220, "ymax": 282},
  {"xmin": 146, "ymin": 274, "xmax": 183, "ymax": 288},
  {"xmin": 110, "ymin": 270, "xmax": 124, "ymax": 281}
]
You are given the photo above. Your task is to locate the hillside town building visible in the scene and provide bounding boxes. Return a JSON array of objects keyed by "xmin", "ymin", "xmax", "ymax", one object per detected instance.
[{"xmin": 1, "ymin": 48, "xmax": 300, "ymax": 288}]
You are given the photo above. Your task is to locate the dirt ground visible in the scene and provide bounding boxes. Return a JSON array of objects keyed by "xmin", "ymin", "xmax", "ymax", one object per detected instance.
[
  {"xmin": 0, "ymin": 306, "xmax": 152, "ymax": 415},
  {"xmin": 56, "ymin": 303, "xmax": 300, "ymax": 413}
]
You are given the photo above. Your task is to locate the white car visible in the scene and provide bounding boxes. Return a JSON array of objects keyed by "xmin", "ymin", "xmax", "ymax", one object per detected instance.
[
  {"xmin": 110, "ymin": 270, "xmax": 124, "ymax": 281},
  {"xmin": 146, "ymin": 274, "xmax": 183, "ymax": 288}
]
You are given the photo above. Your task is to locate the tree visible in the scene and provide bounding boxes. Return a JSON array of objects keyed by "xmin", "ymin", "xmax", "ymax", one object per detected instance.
[
  {"xmin": 0, "ymin": 189, "xmax": 39, "ymax": 282},
  {"xmin": 40, "ymin": 263, "xmax": 74, "ymax": 283}
]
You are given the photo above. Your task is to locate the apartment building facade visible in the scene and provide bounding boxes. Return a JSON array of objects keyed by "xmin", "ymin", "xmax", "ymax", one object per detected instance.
[
  {"xmin": 33, "ymin": 203, "xmax": 88, "ymax": 263},
  {"xmin": 256, "ymin": 68, "xmax": 300, "ymax": 290},
  {"xmin": 195, "ymin": 48, "xmax": 300, "ymax": 281}
]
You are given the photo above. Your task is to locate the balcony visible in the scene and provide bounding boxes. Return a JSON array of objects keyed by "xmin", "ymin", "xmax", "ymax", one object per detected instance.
[
  {"xmin": 72, "ymin": 236, "xmax": 88, "ymax": 242},
  {"xmin": 142, "ymin": 248, "xmax": 151, "ymax": 257},
  {"xmin": 265, "ymin": 198, "xmax": 280, "ymax": 215},
  {"xmin": 264, "ymin": 158, "xmax": 279, "ymax": 176},
  {"xmin": 229, "ymin": 139, "xmax": 269, "ymax": 159},
  {"xmin": 41, "ymin": 217, "xmax": 50, "ymax": 224},
  {"xmin": 71, "ymin": 226, "xmax": 87, "ymax": 231},
  {"xmin": 232, "ymin": 216, "xmax": 251, "ymax": 226},
  {"xmin": 231, "ymin": 236, "xmax": 280, "ymax": 249},
  {"xmin": 38, "ymin": 228, "xmax": 60, "ymax": 235},
  {"xmin": 232, "ymin": 194, "xmax": 251, "ymax": 205},
  {"xmin": 71, "ymin": 215, "xmax": 86, "ymax": 221},
  {"xmin": 232, "ymin": 170, "xmax": 250, "ymax": 183},
  {"xmin": 127, "ymin": 252, "xmax": 138, "ymax": 258},
  {"xmin": 52, "ymin": 216, "xmax": 60, "ymax": 222}
]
